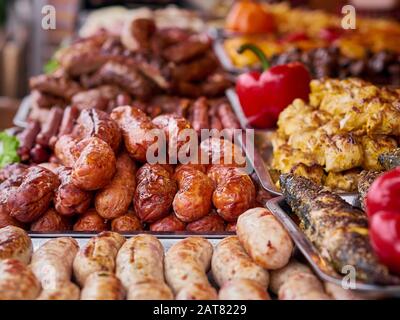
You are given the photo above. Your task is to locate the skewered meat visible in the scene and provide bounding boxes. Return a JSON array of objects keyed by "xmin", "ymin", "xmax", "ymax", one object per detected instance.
[
  {"xmin": 8, "ymin": 166, "xmax": 60, "ymax": 223},
  {"xmin": 280, "ymin": 173, "xmax": 396, "ymax": 284},
  {"xmin": 134, "ymin": 164, "xmax": 177, "ymax": 223}
]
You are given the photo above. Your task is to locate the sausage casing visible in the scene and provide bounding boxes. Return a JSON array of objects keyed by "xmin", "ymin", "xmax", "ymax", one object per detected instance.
[
  {"xmin": 0, "ymin": 226, "xmax": 32, "ymax": 264},
  {"xmin": 211, "ymin": 236, "xmax": 269, "ymax": 288},
  {"xmin": 73, "ymin": 209, "xmax": 108, "ymax": 232},
  {"xmin": 218, "ymin": 279, "xmax": 270, "ymax": 300},
  {"xmin": 111, "ymin": 211, "xmax": 142, "ymax": 232},
  {"xmin": 80, "ymin": 271, "xmax": 125, "ymax": 300}
]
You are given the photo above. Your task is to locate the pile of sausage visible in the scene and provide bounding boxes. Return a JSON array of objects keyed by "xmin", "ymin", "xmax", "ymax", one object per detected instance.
[
  {"xmin": 1, "ymin": 105, "xmax": 255, "ymax": 232},
  {"xmin": 0, "ymin": 208, "xmax": 363, "ymax": 300}
]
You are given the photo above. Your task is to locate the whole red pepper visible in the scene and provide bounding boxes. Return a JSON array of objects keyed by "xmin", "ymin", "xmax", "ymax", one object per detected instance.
[{"xmin": 236, "ymin": 44, "xmax": 311, "ymax": 129}]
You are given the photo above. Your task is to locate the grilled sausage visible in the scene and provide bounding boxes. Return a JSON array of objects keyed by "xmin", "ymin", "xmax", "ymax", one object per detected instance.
[
  {"xmin": 173, "ymin": 165, "xmax": 213, "ymax": 223},
  {"xmin": 8, "ymin": 166, "xmax": 60, "ymax": 223},
  {"xmin": 165, "ymin": 237, "xmax": 217, "ymax": 300},
  {"xmin": 212, "ymin": 236, "xmax": 269, "ymax": 288},
  {"xmin": 218, "ymin": 279, "xmax": 270, "ymax": 300},
  {"xmin": 74, "ymin": 109, "xmax": 121, "ymax": 152},
  {"xmin": 269, "ymin": 260, "xmax": 313, "ymax": 294},
  {"xmin": 73, "ymin": 209, "xmax": 108, "ymax": 232},
  {"xmin": 116, "ymin": 235, "xmax": 173, "ymax": 300},
  {"xmin": 54, "ymin": 134, "xmax": 81, "ymax": 167},
  {"xmin": 237, "ymin": 207, "xmax": 293, "ymax": 270},
  {"xmin": 110, "ymin": 106, "xmax": 158, "ymax": 162},
  {"xmin": 0, "ymin": 259, "xmax": 41, "ymax": 300},
  {"xmin": 31, "ymin": 237, "xmax": 79, "ymax": 290},
  {"xmin": 208, "ymin": 166, "xmax": 255, "ymax": 222},
  {"xmin": 54, "ymin": 167, "xmax": 92, "ymax": 216},
  {"xmin": 134, "ymin": 163, "xmax": 177, "ymax": 223},
  {"xmin": 95, "ymin": 153, "xmax": 136, "ymax": 219},
  {"xmin": 73, "ymin": 231, "xmax": 125, "ymax": 286},
  {"xmin": 81, "ymin": 271, "xmax": 125, "ymax": 300},
  {"xmin": 36, "ymin": 282, "xmax": 80, "ymax": 300},
  {"xmin": 71, "ymin": 137, "xmax": 116, "ymax": 191},
  {"xmin": 200, "ymin": 138, "xmax": 246, "ymax": 167},
  {"xmin": 30, "ymin": 208, "xmax": 71, "ymax": 231},
  {"xmin": 191, "ymin": 97, "xmax": 209, "ymax": 135},
  {"xmin": 111, "ymin": 211, "xmax": 142, "ymax": 232},
  {"xmin": 127, "ymin": 281, "xmax": 174, "ymax": 300},
  {"xmin": 0, "ymin": 226, "xmax": 32, "ymax": 264},
  {"xmin": 186, "ymin": 214, "xmax": 225, "ymax": 232},
  {"xmin": 149, "ymin": 214, "xmax": 186, "ymax": 232}
]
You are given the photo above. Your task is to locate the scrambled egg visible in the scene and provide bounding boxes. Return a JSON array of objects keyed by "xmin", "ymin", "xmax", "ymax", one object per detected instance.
[{"xmin": 272, "ymin": 78, "xmax": 400, "ymax": 191}]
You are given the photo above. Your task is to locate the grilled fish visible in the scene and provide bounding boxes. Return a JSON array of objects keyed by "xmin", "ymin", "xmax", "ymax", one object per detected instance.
[
  {"xmin": 357, "ymin": 171, "xmax": 382, "ymax": 211},
  {"xmin": 378, "ymin": 148, "xmax": 400, "ymax": 170},
  {"xmin": 280, "ymin": 173, "xmax": 397, "ymax": 285}
]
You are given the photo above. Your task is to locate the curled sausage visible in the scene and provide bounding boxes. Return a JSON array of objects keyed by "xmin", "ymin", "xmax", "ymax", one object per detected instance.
[
  {"xmin": 71, "ymin": 137, "xmax": 116, "ymax": 191},
  {"xmin": 0, "ymin": 259, "xmax": 41, "ymax": 300},
  {"xmin": 54, "ymin": 167, "xmax": 92, "ymax": 216},
  {"xmin": 111, "ymin": 211, "xmax": 142, "ymax": 232},
  {"xmin": 212, "ymin": 236, "xmax": 269, "ymax": 288},
  {"xmin": 134, "ymin": 163, "xmax": 177, "ymax": 223},
  {"xmin": 81, "ymin": 271, "xmax": 125, "ymax": 300},
  {"xmin": 0, "ymin": 226, "xmax": 32, "ymax": 264},
  {"xmin": 237, "ymin": 208, "xmax": 293, "ymax": 270},
  {"xmin": 73, "ymin": 209, "xmax": 108, "ymax": 232},
  {"xmin": 165, "ymin": 237, "xmax": 217, "ymax": 300},
  {"xmin": 208, "ymin": 166, "xmax": 255, "ymax": 222},
  {"xmin": 149, "ymin": 214, "xmax": 186, "ymax": 232},
  {"xmin": 116, "ymin": 234, "xmax": 173, "ymax": 300},
  {"xmin": 95, "ymin": 153, "xmax": 136, "ymax": 219},
  {"xmin": 8, "ymin": 166, "xmax": 60, "ymax": 223},
  {"xmin": 73, "ymin": 231, "xmax": 125, "ymax": 286},
  {"xmin": 111, "ymin": 106, "xmax": 158, "ymax": 162},
  {"xmin": 30, "ymin": 208, "xmax": 71, "ymax": 232},
  {"xmin": 173, "ymin": 165, "xmax": 213, "ymax": 223},
  {"xmin": 186, "ymin": 214, "xmax": 225, "ymax": 232},
  {"xmin": 31, "ymin": 237, "xmax": 79, "ymax": 293},
  {"xmin": 73, "ymin": 109, "xmax": 121, "ymax": 152},
  {"xmin": 218, "ymin": 279, "xmax": 270, "ymax": 300}
]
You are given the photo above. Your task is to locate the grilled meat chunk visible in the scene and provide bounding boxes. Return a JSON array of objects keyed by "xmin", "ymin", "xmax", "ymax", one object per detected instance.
[
  {"xmin": 280, "ymin": 173, "xmax": 397, "ymax": 284},
  {"xmin": 378, "ymin": 148, "xmax": 400, "ymax": 170},
  {"xmin": 357, "ymin": 171, "xmax": 382, "ymax": 211}
]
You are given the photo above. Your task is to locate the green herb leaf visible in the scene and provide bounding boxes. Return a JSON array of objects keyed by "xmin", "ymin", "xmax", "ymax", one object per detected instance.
[
  {"xmin": 44, "ymin": 59, "xmax": 60, "ymax": 74},
  {"xmin": 0, "ymin": 132, "xmax": 20, "ymax": 168}
]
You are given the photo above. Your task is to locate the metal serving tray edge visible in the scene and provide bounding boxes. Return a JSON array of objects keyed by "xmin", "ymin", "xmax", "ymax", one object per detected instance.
[{"xmin": 266, "ymin": 196, "xmax": 400, "ymax": 297}]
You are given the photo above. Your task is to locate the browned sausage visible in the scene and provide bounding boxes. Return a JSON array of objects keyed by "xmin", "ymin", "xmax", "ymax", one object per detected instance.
[
  {"xmin": 0, "ymin": 226, "xmax": 32, "ymax": 264},
  {"xmin": 110, "ymin": 106, "xmax": 158, "ymax": 162},
  {"xmin": 134, "ymin": 163, "xmax": 177, "ymax": 223},
  {"xmin": 207, "ymin": 166, "xmax": 255, "ymax": 222},
  {"xmin": 71, "ymin": 137, "xmax": 116, "ymax": 191},
  {"xmin": 30, "ymin": 208, "xmax": 71, "ymax": 232},
  {"xmin": 8, "ymin": 166, "xmax": 60, "ymax": 223},
  {"xmin": 191, "ymin": 97, "xmax": 209, "ymax": 135},
  {"xmin": 173, "ymin": 165, "xmax": 213, "ymax": 223},
  {"xmin": 54, "ymin": 167, "xmax": 92, "ymax": 216},
  {"xmin": 149, "ymin": 214, "xmax": 186, "ymax": 232},
  {"xmin": 186, "ymin": 214, "xmax": 225, "ymax": 232},
  {"xmin": 54, "ymin": 135, "xmax": 81, "ymax": 167},
  {"xmin": 95, "ymin": 153, "xmax": 136, "ymax": 219},
  {"xmin": 111, "ymin": 211, "xmax": 142, "ymax": 232},
  {"xmin": 73, "ymin": 209, "xmax": 108, "ymax": 232}
]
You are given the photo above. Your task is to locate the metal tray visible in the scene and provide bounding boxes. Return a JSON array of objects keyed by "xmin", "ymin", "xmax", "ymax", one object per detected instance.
[
  {"xmin": 227, "ymin": 88, "xmax": 360, "ymax": 205},
  {"xmin": 266, "ymin": 196, "xmax": 400, "ymax": 298},
  {"xmin": 13, "ymin": 95, "xmax": 32, "ymax": 128}
]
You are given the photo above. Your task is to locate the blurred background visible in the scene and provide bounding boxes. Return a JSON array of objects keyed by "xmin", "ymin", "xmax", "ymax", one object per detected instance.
[{"xmin": 0, "ymin": 0, "xmax": 399, "ymax": 129}]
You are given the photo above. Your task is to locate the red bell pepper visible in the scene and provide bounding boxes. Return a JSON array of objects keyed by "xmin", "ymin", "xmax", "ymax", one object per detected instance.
[
  {"xmin": 366, "ymin": 168, "xmax": 400, "ymax": 275},
  {"xmin": 236, "ymin": 44, "xmax": 311, "ymax": 129}
]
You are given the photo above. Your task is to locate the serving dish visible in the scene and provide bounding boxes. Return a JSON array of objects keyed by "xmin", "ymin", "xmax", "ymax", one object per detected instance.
[{"xmin": 266, "ymin": 196, "xmax": 400, "ymax": 298}]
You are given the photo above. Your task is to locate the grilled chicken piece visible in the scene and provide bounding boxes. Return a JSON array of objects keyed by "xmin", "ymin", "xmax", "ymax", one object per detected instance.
[
  {"xmin": 357, "ymin": 171, "xmax": 382, "ymax": 211},
  {"xmin": 378, "ymin": 148, "xmax": 400, "ymax": 170},
  {"xmin": 280, "ymin": 173, "xmax": 397, "ymax": 285}
]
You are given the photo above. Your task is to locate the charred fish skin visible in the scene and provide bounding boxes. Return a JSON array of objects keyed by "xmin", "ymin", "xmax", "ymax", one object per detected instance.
[
  {"xmin": 357, "ymin": 171, "xmax": 381, "ymax": 211},
  {"xmin": 378, "ymin": 148, "xmax": 400, "ymax": 170},
  {"xmin": 280, "ymin": 173, "xmax": 396, "ymax": 285}
]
